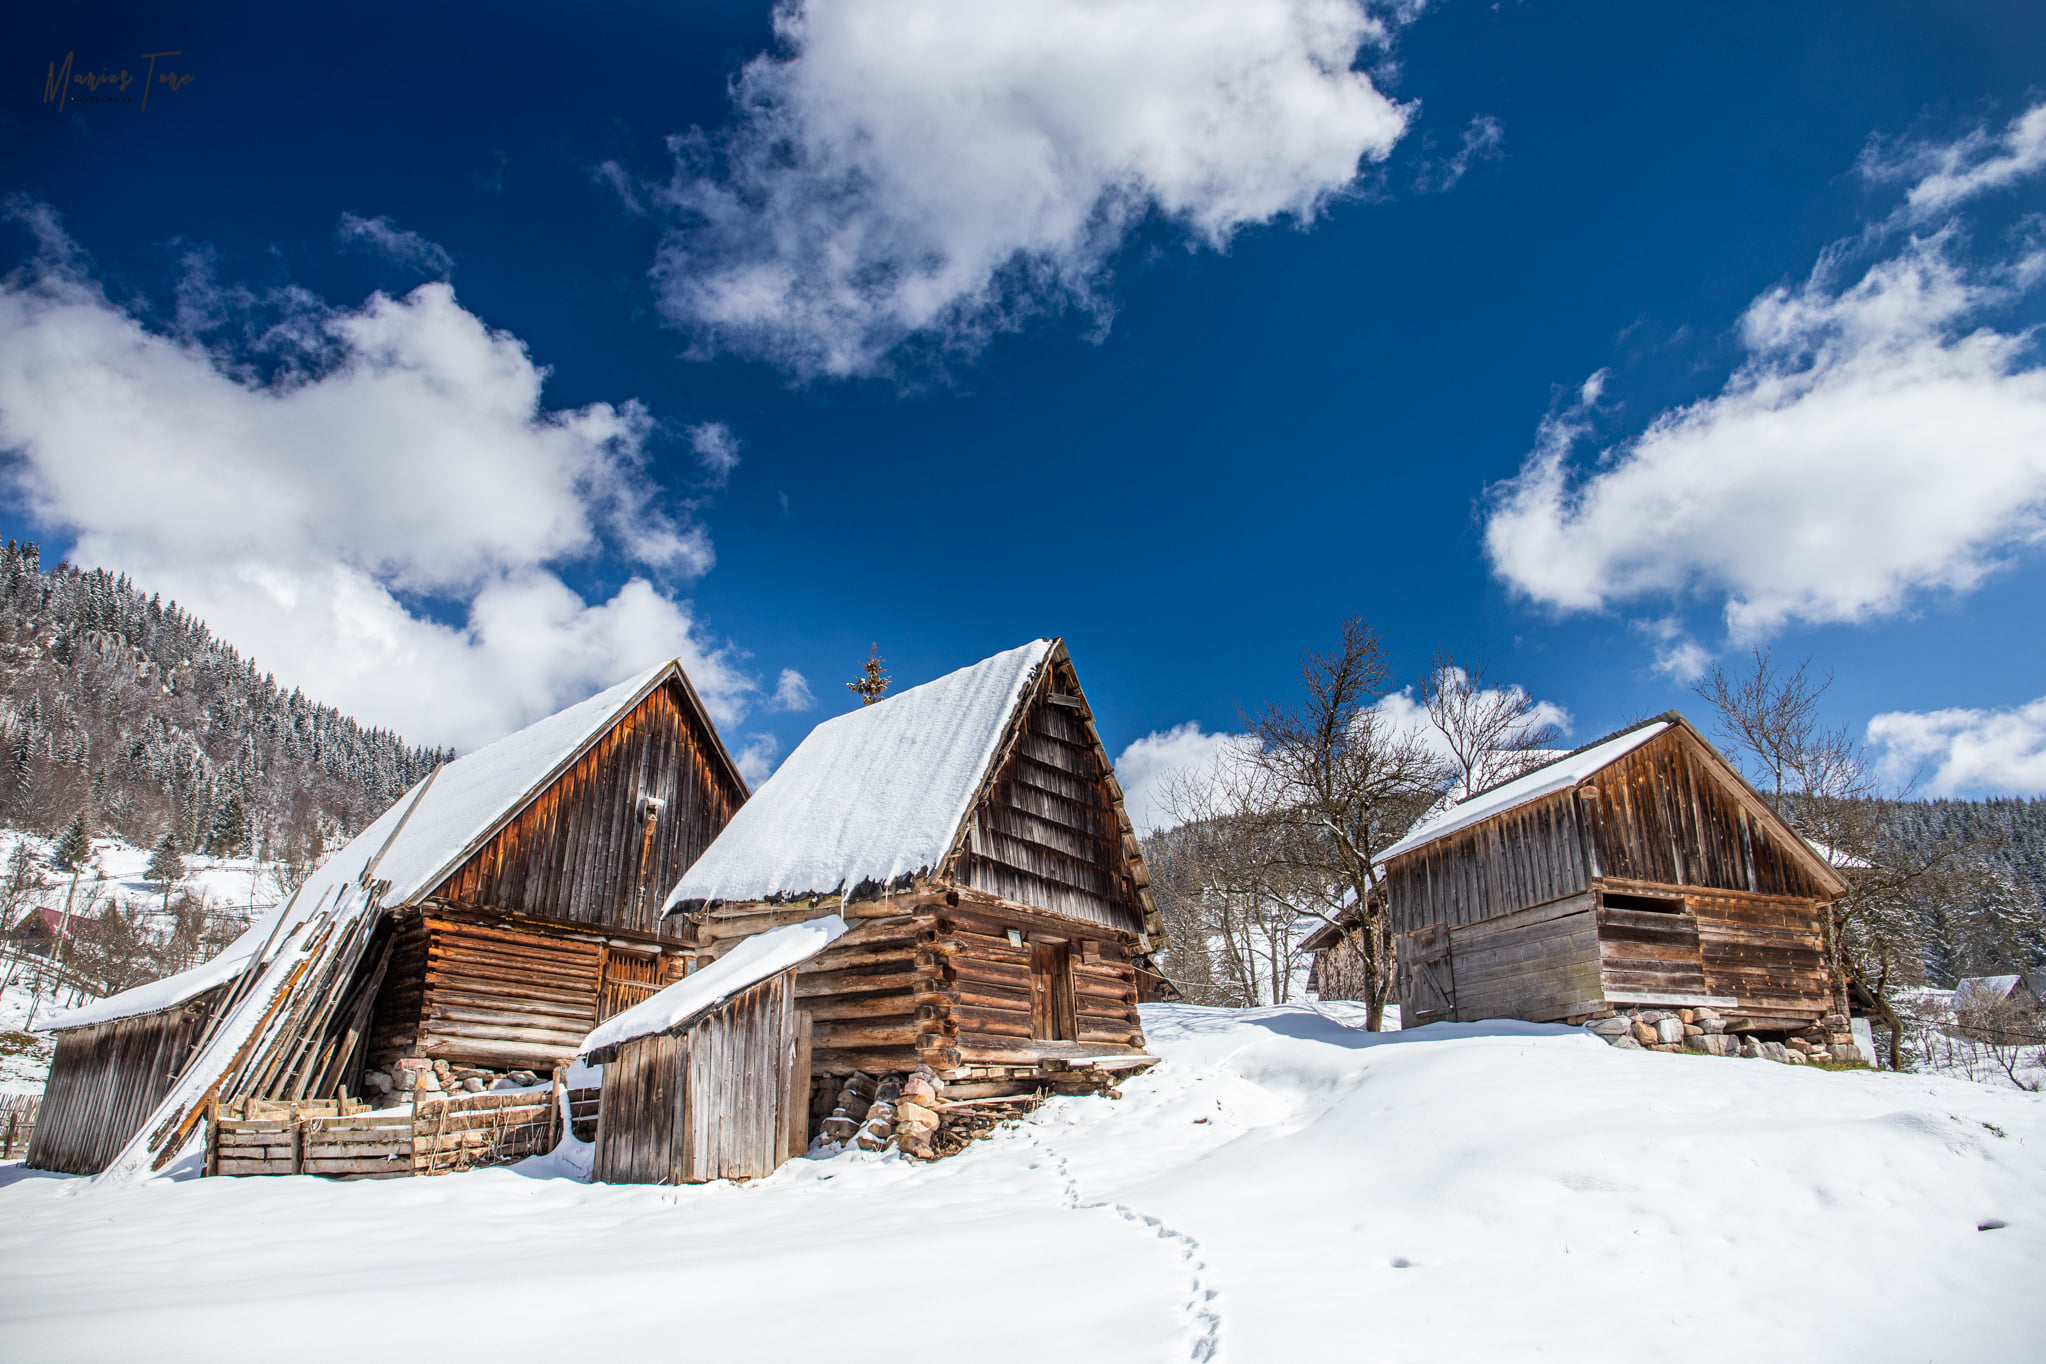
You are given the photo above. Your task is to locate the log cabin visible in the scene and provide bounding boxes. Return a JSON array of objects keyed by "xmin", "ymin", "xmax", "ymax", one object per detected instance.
[
  {"xmin": 1375, "ymin": 712, "xmax": 1849, "ymax": 1033},
  {"xmin": 581, "ymin": 916, "xmax": 847, "ymax": 1184},
  {"xmin": 663, "ymin": 639, "xmax": 1165, "ymax": 1113},
  {"xmin": 35, "ymin": 657, "xmax": 747, "ymax": 1179}
]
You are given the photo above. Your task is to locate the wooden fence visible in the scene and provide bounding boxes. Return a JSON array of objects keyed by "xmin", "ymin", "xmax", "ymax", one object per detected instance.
[
  {"xmin": 2, "ymin": 1094, "xmax": 38, "ymax": 1159},
  {"xmin": 208, "ymin": 1087, "xmax": 586, "ymax": 1180}
]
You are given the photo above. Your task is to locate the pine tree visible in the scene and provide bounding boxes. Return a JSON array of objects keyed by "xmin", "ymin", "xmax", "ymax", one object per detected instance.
[
  {"xmin": 847, "ymin": 644, "xmax": 891, "ymax": 706},
  {"xmin": 51, "ymin": 810, "xmax": 92, "ymax": 870},
  {"xmin": 146, "ymin": 832, "xmax": 185, "ymax": 887},
  {"xmin": 206, "ymin": 789, "xmax": 250, "ymax": 859}
]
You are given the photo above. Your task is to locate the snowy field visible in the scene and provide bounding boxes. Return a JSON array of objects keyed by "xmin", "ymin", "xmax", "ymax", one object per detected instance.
[{"xmin": 3, "ymin": 1003, "xmax": 2042, "ymax": 1361}]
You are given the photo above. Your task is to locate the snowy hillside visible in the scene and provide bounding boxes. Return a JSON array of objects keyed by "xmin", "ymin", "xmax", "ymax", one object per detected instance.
[
  {"xmin": 1, "ymin": 829, "xmax": 276, "ymax": 1095},
  {"xmin": 3, "ymin": 1003, "xmax": 2040, "ymax": 1360}
]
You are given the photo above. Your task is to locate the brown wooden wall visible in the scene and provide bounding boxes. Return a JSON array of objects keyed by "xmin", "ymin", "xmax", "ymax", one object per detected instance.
[
  {"xmin": 956, "ymin": 674, "xmax": 1147, "ymax": 937},
  {"xmin": 593, "ymin": 971, "xmax": 797, "ymax": 1185},
  {"xmin": 930, "ymin": 902, "xmax": 1144, "ymax": 1068},
  {"xmin": 1388, "ymin": 793, "xmax": 1590, "ymax": 936},
  {"xmin": 433, "ymin": 678, "xmax": 745, "ymax": 939},
  {"xmin": 1576, "ymin": 731, "xmax": 1834, "ymax": 901},
  {"xmin": 367, "ymin": 916, "xmax": 693, "ymax": 1073},
  {"xmin": 1388, "ymin": 727, "xmax": 1835, "ymax": 937},
  {"xmin": 26, "ymin": 991, "xmax": 222, "ymax": 1174},
  {"xmin": 1690, "ymin": 888, "xmax": 1830, "ymax": 1019}
]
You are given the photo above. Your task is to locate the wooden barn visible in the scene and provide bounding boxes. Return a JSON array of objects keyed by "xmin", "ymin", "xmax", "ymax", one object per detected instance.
[
  {"xmin": 581, "ymin": 916, "xmax": 847, "ymax": 1184},
  {"xmin": 1375, "ymin": 712, "xmax": 1849, "ymax": 1033},
  {"xmin": 26, "ymin": 974, "xmax": 235, "ymax": 1175},
  {"xmin": 664, "ymin": 638, "xmax": 1164, "ymax": 1113},
  {"xmin": 36, "ymin": 657, "xmax": 747, "ymax": 1180}
]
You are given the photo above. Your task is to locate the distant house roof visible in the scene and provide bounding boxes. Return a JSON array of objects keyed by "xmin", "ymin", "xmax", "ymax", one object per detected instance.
[
  {"xmin": 1954, "ymin": 975, "xmax": 2034, "ymax": 1008},
  {"xmin": 43, "ymin": 659, "xmax": 738, "ymax": 1034},
  {"xmin": 665, "ymin": 640, "xmax": 1055, "ymax": 910},
  {"xmin": 10, "ymin": 907, "xmax": 94, "ymax": 940},
  {"xmin": 1380, "ymin": 721, "xmax": 1671, "ymax": 862},
  {"xmin": 579, "ymin": 915, "xmax": 848, "ymax": 1062}
]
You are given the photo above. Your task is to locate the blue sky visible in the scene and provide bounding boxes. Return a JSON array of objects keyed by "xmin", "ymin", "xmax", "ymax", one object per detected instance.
[{"xmin": 4, "ymin": 1, "xmax": 2044, "ymax": 815}]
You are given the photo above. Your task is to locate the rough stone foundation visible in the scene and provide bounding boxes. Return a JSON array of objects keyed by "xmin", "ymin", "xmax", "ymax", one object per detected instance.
[{"xmin": 1582, "ymin": 1008, "xmax": 1861, "ymax": 1065}]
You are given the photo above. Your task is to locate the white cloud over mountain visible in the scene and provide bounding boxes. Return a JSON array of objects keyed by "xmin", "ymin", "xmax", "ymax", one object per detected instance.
[
  {"xmin": 1868, "ymin": 695, "xmax": 2046, "ymax": 797},
  {"xmin": 652, "ymin": 0, "xmax": 1413, "ymax": 377},
  {"xmin": 0, "ymin": 205, "xmax": 756, "ymax": 753},
  {"xmin": 1484, "ymin": 103, "xmax": 2046, "ymax": 654}
]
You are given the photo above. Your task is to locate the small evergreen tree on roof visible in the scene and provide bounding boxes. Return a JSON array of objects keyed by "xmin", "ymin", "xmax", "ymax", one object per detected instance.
[{"xmin": 847, "ymin": 644, "xmax": 890, "ymax": 707}]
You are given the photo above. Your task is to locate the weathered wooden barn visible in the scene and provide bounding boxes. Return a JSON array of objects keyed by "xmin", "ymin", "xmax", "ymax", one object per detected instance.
[
  {"xmin": 35, "ymin": 657, "xmax": 747, "ymax": 1179},
  {"xmin": 1375, "ymin": 713, "xmax": 1849, "ymax": 1032},
  {"xmin": 665, "ymin": 639, "xmax": 1163, "ymax": 1109},
  {"xmin": 26, "ymin": 975, "xmax": 234, "ymax": 1175},
  {"xmin": 582, "ymin": 916, "xmax": 846, "ymax": 1184}
]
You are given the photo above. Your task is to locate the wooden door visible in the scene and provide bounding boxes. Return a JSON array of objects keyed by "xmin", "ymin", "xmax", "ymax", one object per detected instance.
[
  {"xmin": 1401, "ymin": 925, "xmax": 1456, "ymax": 1025},
  {"xmin": 1030, "ymin": 942, "xmax": 1077, "ymax": 1041}
]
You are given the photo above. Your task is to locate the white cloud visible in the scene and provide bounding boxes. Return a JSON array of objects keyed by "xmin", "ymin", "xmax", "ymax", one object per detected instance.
[
  {"xmin": 1484, "ymin": 105, "xmax": 2046, "ymax": 644},
  {"xmin": 735, "ymin": 733, "xmax": 781, "ymax": 788},
  {"xmin": 335, "ymin": 213, "xmax": 455, "ymax": 277},
  {"xmin": 0, "ymin": 212, "xmax": 754, "ymax": 753},
  {"xmin": 1868, "ymin": 696, "xmax": 2046, "ymax": 797},
  {"xmin": 1116, "ymin": 675, "xmax": 1570, "ymax": 835},
  {"xmin": 771, "ymin": 668, "xmax": 815, "ymax": 712},
  {"xmin": 652, "ymin": 0, "xmax": 1413, "ymax": 377},
  {"xmin": 688, "ymin": 421, "xmax": 742, "ymax": 488},
  {"xmin": 1113, "ymin": 722, "xmax": 1248, "ymax": 837},
  {"xmin": 1637, "ymin": 618, "xmax": 1712, "ymax": 683},
  {"xmin": 1417, "ymin": 113, "xmax": 1503, "ymax": 193},
  {"xmin": 1861, "ymin": 103, "xmax": 2046, "ymax": 223}
]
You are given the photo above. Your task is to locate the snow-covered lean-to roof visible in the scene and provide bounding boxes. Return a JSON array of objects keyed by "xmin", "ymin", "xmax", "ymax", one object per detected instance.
[
  {"xmin": 1379, "ymin": 722, "xmax": 1672, "ymax": 863},
  {"xmin": 579, "ymin": 915, "xmax": 848, "ymax": 1061},
  {"xmin": 665, "ymin": 639, "xmax": 1054, "ymax": 910},
  {"xmin": 42, "ymin": 659, "xmax": 732, "ymax": 1034}
]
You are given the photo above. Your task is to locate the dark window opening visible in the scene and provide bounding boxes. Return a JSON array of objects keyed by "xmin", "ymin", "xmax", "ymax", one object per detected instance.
[{"xmin": 1604, "ymin": 891, "xmax": 1687, "ymax": 914}]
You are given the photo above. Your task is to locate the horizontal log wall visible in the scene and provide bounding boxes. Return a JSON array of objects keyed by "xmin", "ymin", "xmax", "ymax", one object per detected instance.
[
  {"xmin": 957, "ymin": 672, "xmax": 1147, "ymax": 937},
  {"xmin": 415, "ymin": 919, "xmax": 602, "ymax": 1069},
  {"xmin": 26, "ymin": 991, "xmax": 223, "ymax": 1175},
  {"xmin": 1688, "ymin": 888, "xmax": 1831, "ymax": 1021},
  {"xmin": 434, "ymin": 678, "xmax": 745, "ymax": 939},
  {"xmin": 1596, "ymin": 904, "xmax": 1710, "ymax": 1000}
]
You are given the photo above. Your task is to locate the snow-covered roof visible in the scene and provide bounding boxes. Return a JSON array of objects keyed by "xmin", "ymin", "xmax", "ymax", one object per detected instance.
[
  {"xmin": 579, "ymin": 915, "xmax": 848, "ymax": 1060},
  {"xmin": 43, "ymin": 659, "xmax": 714, "ymax": 1033},
  {"xmin": 1805, "ymin": 838, "xmax": 1874, "ymax": 871},
  {"xmin": 38, "ymin": 921, "xmax": 265, "ymax": 1031},
  {"xmin": 664, "ymin": 640, "xmax": 1054, "ymax": 910},
  {"xmin": 1954, "ymin": 975, "xmax": 2027, "ymax": 1005},
  {"xmin": 1380, "ymin": 722, "xmax": 1671, "ymax": 862}
]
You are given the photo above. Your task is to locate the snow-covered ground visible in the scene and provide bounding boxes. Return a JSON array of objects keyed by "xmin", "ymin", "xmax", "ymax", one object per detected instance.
[{"xmin": 3, "ymin": 1003, "xmax": 2040, "ymax": 1360}]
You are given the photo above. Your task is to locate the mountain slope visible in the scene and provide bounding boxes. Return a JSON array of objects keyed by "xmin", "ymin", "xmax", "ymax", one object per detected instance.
[{"xmin": 0, "ymin": 542, "xmax": 446, "ymax": 859}]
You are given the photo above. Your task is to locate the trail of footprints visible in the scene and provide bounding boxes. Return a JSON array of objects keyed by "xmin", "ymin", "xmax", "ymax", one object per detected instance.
[{"xmin": 1024, "ymin": 1129, "xmax": 1222, "ymax": 1362}]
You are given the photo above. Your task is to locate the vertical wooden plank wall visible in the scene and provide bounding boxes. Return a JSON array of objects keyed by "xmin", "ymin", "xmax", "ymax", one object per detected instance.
[
  {"xmin": 595, "ymin": 972, "xmax": 793, "ymax": 1185},
  {"xmin": 25, "ymin": 992, "xmax": 222, "ymax": 1175},
  {"xmin": 433, "ymin": 680, "xmax": 746, "ymax": 939}
]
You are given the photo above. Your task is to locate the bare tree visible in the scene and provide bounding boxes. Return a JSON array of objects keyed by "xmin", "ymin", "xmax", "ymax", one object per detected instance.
[
  {"xmin": 1237, "ymin": 618, "xmax": 1447, "ymax": 1029},
  {"xmin": 1422, "ymin": 651, "xmax": 1563, "ymax": 799}
]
